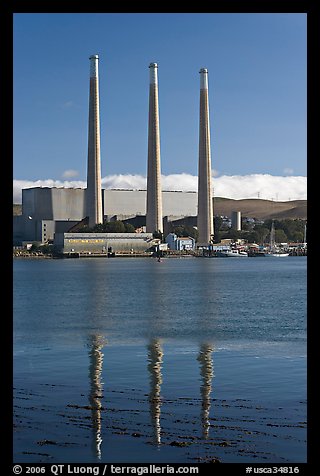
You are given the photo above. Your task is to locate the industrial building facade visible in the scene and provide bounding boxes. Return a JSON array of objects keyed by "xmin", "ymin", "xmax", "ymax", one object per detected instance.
[
  {"xmin": 14, "ymin": 187, "xmax": 88, "ymax": 244},
  {"xmin": 55, "ymin": 232, "xmax": 155, "ymax": 254},
  {"xmin": 13, "ymin": 187, "xmax": 199, "ymax": 244}
]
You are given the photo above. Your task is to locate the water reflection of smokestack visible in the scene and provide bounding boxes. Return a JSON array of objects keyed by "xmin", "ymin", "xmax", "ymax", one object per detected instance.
[
  {"xmin": 197, "ymin": 343, "xmax": 214, "ymax": 439},
  {"xmin": 88, "ymin": 334, "xmax": 106, "ymax": 459},
  {"xmin": 147, "ymin": 339, "xmax": 163, "ymax": 445}
]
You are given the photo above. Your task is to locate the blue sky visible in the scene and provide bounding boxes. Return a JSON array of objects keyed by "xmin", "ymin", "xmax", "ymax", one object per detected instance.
[{"xmin": 13, "ymin": 13, "xmax": 307, "ymax": 201}]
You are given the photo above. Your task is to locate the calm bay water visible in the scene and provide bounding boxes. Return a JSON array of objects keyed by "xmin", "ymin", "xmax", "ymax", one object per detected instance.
[{"xmin": 13, "ymin": 257, "xmax": 307, "ymax": 463}]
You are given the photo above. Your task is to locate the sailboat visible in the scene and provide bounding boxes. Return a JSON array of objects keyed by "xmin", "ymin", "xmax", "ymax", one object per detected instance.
[{"xmin": 266, "ymin": 220, "xmax": 289, "ymax": 257}]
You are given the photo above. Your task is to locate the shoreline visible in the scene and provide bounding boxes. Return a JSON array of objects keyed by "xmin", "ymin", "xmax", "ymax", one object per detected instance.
[{"xmin": 13, "ymin": 252, "xmax": 307, "ymax": 259}]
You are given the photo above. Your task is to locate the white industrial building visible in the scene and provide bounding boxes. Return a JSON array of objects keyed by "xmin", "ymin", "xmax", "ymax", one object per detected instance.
[
  {"xmin": 104, "ymin": 189, "xmax": 197, "ymax": 219},
  {"xmin": 13, "ymin": 187, "xmax": 199, "ymax": 244},
  {"xmin": 13, "ymin": 187, "xmax": 87, "ymax": 244},
  {"xmin": 165, "ymin": 233, "xmax": 195, "ymax": 251}
]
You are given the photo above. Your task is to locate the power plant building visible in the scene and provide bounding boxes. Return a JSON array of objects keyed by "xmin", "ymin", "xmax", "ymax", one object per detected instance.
[
  {"xmin": 104, "ymin": 189, "xmax": 197, "ymax": 219},
  {"xmin": 13, "ymin": 187, "xmax": 199, "ymax": 244},
  {"xmin": 22, "ymin": 187, "xmax": 87, "ymax": 222},
  {"xmin": 13, "ymin": 59, "xmax": 218, "ymax": 251},
  {"xmin": 14, "ymin": 187, "xmax": 87, "ymax": 244}
]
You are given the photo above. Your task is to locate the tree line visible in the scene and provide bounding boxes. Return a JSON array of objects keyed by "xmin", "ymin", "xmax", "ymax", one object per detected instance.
[
  {"xmin": 214, "ymin": 218, "xmax": 306, "ymax": 244},
  {"xmin": 74, "ymin": 217, "xmax": 306, "ymax": 245},
  {"xmin": 76, "ymin": 220, "xmax": 136, "ymax": 234}
]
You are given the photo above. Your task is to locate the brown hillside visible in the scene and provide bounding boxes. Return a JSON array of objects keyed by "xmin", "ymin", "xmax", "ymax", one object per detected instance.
[
  {"xmin": 13, "ymin": 198, "xmax": 307, "ymax": 221},
  {"xmin": 213, "ymin": 198, "xmax": 307, "ymax": 220}
]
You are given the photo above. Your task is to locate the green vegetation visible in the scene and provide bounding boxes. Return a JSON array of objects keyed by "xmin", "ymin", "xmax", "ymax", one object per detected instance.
[
  {"xmin": 215, "ymin": 218, "xmax": 306, "ymax": 244},
  {"xmin": 75, "ymin": 220, "xmax": 136, "ymax": 234},
  {"xmin": 171, "ymin": 225, "xmax": 199, "ymax": 242},
  {"xmin": 30, "ymin": 244, "xmax": 54, "ymax": 254}
]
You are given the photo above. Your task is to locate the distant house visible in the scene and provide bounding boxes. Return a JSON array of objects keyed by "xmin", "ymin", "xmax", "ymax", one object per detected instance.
[{"xmin": 165, "ymin": 233, "xmax": 195, "ymax": 251}]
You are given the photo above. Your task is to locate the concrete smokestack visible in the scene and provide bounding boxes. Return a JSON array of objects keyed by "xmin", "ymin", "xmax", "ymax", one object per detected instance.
[
  {"xmin": 146, "ymin": 63, "xmax": 163, "ymax": 234},
  {"xmin": 231, "ymin": 211, "xmax": 242, "ymax": 231},
  {"xmin": 197, "ymin": 68, "xmax": 214, "ymax": 245},
  {"xmin": 86, "ymin": 54, "xmax": 103, "ymax": 228}
]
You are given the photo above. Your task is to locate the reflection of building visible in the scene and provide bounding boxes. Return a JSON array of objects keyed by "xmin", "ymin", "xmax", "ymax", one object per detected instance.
[
  {"xmin": 147, "ymin": 339, "xmax": 163, "ymax": 445},
  {"xmin": 197, "ymin": 343, "xmax": 214, "ymax": 439},
  {"xmin": 85, "ymin": 335, "xmax": 214, "ymax": 456},
  {"xmin": 88, "ymin": 334, "xmax": 106, "ymax": 459},
  {"xmin": 146, "ymin": 340, "xmax": 214, "ymax": 444}
]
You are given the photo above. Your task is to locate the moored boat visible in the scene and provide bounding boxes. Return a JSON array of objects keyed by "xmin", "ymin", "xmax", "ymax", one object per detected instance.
[
  {"xmin": 265, "ymin": 251, "xmax": 290, "ymax": 257},
  {"xmin": 266, "ymin": 220, "xmax": 289, "ymax": 257},
  {"xmin": 218, "ymin": 248, "xmax": 248, "ymax": 257}
]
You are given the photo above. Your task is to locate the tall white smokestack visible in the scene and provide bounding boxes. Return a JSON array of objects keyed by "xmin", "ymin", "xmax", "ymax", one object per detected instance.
[
  {"xmin": 197, "ymin": 68, "xmax": 214, "ymax": 245},
  {"xmin": 86, "ymin": 54, "xmax": 103, "ymax": 227},
  {"xmin": 146, "ymin": 62, "xmax": 163, "ymax": 234}
]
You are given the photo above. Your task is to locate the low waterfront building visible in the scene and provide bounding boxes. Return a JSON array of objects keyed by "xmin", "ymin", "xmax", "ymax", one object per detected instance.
[
  {"xmin": 165, "ymin": 233, "xmax": 195, "ymax": 251},
  {"xmin": 54, "ymin": 232, "xmax": 156, "ymax": 255}
]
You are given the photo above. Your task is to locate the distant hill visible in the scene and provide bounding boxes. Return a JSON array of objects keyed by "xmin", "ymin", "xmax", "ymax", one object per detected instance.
[
  {"xmin": 213, "ymin": 198, "xmax": 307, "ymax": 220},
  {"xmin": 13, "ymin": 198, "xmax": 307, "ymax": 221}
]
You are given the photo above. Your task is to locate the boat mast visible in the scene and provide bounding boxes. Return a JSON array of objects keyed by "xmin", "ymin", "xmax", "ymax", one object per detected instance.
[{"xmin": 270, "ymin": 220, "xmax": 275, "ymax": 251}]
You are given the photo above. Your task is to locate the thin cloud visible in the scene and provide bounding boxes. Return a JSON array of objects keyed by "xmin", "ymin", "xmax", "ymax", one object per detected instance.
[
  {"xmin": 102, "ymin": 174, "xmax": 146, "ymax": 190},
  {"xmin": 214, "ymin": 174, "xmax": 307, "ymax": 201},
  {"xmin": 13, "ymin": 173, "xmax": 307, "ymax": 204},
  {"xmin": 162, "ymin": 173, "xmax": 197, "ymax": 191},
  {"xmin": 62, "ymin": 169, "xmax": 79, "ymax": 178}
]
